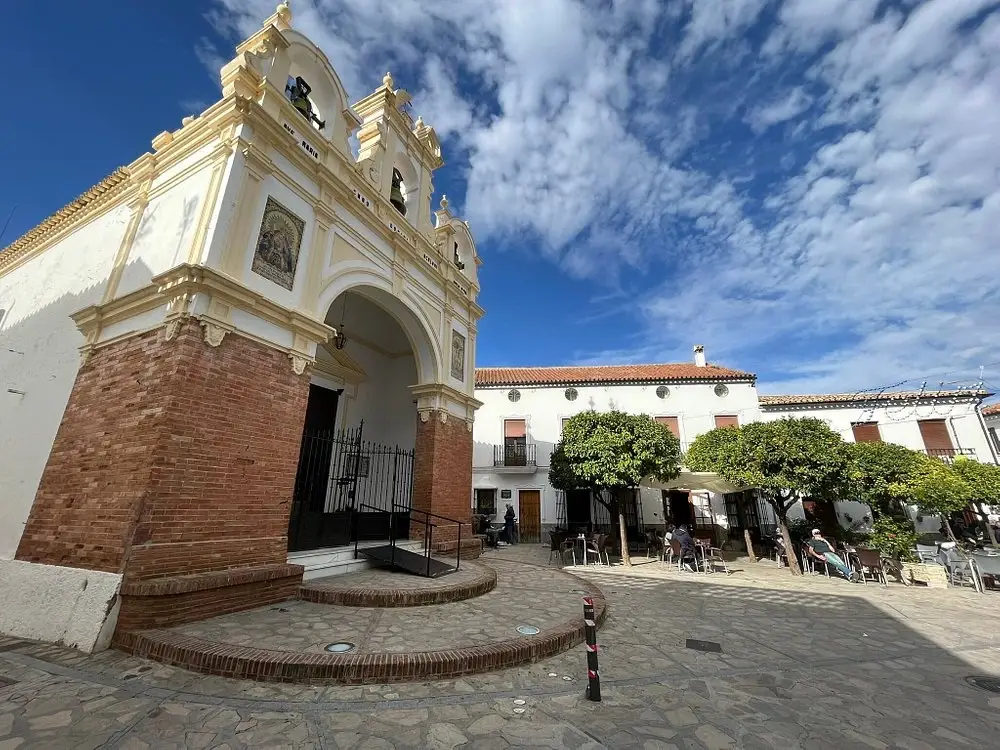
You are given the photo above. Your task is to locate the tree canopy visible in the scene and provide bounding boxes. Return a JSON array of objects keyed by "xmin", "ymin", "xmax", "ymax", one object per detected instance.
[
  {"xmin": 952, "ymin": 456, "xmax": 1000, "ymax": 504},
  {"xmin": 687, "ymin": 418, "xmax": 849, "ymax": 518},
  {"xmin": 549, "ymin": 410, "xmax": 682, "ymax": 492},
  {"xmin": 907, "ymin": 453, "xmax": 972, "ymax": 517},
  {"xmin": 845, "ymin": 441, "xmax": 923, "ymax": 518}
]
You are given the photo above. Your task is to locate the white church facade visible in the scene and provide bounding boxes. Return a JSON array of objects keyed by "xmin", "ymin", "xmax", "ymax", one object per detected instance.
[
  {"xmin": 0, "ymin": 4, "xmax": 482, "ymax": 652},
  {"xmin": 472, "ymin": 347, "xmax": 997, "ymax": 543}
]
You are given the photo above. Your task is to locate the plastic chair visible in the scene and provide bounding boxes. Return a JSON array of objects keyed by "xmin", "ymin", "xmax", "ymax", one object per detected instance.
[
  {"xmin": 802, "ymin": 545, "xmax": 831, "ymax": 577},
  {"xmin": 971, "ymin": 552, "xmax": 1000, "ymax": 590}
]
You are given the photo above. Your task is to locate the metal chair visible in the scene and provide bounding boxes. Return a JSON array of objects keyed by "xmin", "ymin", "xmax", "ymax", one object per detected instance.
[
  {"xmin": 853, "ymin": 547, "xmax": 888, "ymax": 586},
  {"xmin": 584, "ymin": 534, "xmax": 606, "ymax": 566},
  {"xmin": 939, "ymin": 547, "xmax": 982, "ymax": 592},
  {"xmin": 548, "ymin": 531, "xmax": 569, "ymax": 564},
  {"xmin": 646, "ymin": 530, "xmax": 664, "ymax": 561},
  {"xmin": 971, "ymin": 551, "xmax": 1000, "ymax": 590},
  {"xmin": 703, "ymin": 544, "xmax": 730, "ymax": 574},
  {"xmin": 915, "ymin": 544, "xmax": 939, "ymax": 564},
  {"xmin": 802, "ymin": 545, "xmax": 831, "ymax": 577}
]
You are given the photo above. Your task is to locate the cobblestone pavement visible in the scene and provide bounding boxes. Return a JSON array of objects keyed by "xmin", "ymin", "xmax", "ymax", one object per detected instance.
[
  {"xmin": 172, "ymin": 559, "xmax": 585, "ymax": 654},
  {"xmin": 2, "ymin": 544, "xmax": 1000, "ymax": 748}
]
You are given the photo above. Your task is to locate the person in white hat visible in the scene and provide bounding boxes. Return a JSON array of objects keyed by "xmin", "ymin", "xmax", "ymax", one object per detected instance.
[{"xmin": 804, "ymin": 529, "xmax": 855, "ymax": 581}]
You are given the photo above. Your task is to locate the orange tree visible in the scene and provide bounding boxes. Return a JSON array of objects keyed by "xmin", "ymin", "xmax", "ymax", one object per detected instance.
[
  {"xmin": 686, "ymin": 417, "xmax": 850, "ymax": 575},
  {"xmin": 549, "ymin": 411, "xmax": 681, "ymax": 567}
]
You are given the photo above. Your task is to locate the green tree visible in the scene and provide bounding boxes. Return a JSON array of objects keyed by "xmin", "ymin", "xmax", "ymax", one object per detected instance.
[
  {"xmin": 549, "ymin": 411, "xmax": 682, "ymax": 567},
  {"xmin": 686, "ymin": 418, "xmax": 850, "ymax": 575},
  {"xmin": 846, "ymin": 441, "xmax": 923, "ymax": 520},
  {"xmin": 908, "ymin": 454, "xmax": 972, "ymax": 542},
  {"xmin": 952, "ymin": 457, "xmax": 1000, "ymax": 545}
]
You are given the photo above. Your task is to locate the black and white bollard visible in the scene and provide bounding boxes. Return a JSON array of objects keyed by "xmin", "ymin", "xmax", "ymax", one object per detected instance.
[{"xmin": 582, "ymin": 596, "xmax": 601, "ymax": 702}]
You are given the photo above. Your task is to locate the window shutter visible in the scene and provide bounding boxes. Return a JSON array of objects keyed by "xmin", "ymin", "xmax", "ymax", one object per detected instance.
[
  {"xmin": 851, "ymin": 422, "xmax": 881, "ymax": 443},
  {"xmin": 714, "ymin": 415, "xmax": 739, "ymax": 428},
  {"xmin": 918, "ymin": 419, "xmax": 953, "ymax": 451},
  {"xmin": 655, "ymin": 416, "xmax": 680, "ymax": 438},
  {"xmin": 504, "ymin": 419, "xmax": 526, "ymax": 439}
]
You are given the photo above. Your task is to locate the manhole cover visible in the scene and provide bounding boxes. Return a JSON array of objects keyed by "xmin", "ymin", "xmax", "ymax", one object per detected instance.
[
  {"xmin": 324, "ymin": 642, "xmax": 356, "ymax": 653},
  {"xmin": 686, "ymin": 639, "xmax": 722, "ymax": 653},
  {"xmin": 965, "ymin": 676, "xmax": 1000, "ymax": 693},
  {"xmin": 516, "ymin": 626, "xmax": 540, "ymax": 636}
]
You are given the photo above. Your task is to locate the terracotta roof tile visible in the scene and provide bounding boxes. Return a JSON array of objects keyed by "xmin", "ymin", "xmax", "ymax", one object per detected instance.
[
  {"xmin": 759, "ymin": 390, "xmax": 992, "ymax": 407},
  {"xmin": 982, "ymin": 403, "xmax": 1000, "ymax": 417},
  {"xmin": 474, "ymin": 363, "xmax": 754, "ymax": 387},
  {"xmin": 0, "ymin": 168, "xmax": 131, "ymax": 273}
]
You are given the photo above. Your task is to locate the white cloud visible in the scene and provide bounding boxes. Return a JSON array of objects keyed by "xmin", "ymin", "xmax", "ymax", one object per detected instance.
[
  {"xmin": 745, "ymin": 86, "xmax": 813, "ymax": 132},
  {"xmin": 201, "ymin": 1, "xmax": 1000, "ymax": 394}
]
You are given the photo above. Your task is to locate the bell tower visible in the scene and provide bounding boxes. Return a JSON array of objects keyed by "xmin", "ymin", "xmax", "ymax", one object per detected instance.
[{"xmin": 353, "ymin": 73, "xmax": 443, "ymax": 240}]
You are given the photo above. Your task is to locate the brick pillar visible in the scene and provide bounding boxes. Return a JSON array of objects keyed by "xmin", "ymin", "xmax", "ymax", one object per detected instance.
[
  {"xmin": 16, "ymin": 318, "xmax": 310, "ymax": 633},
  {"xmin": 411, "ymin": 410, "xmax": 477, "ymax": 557}
]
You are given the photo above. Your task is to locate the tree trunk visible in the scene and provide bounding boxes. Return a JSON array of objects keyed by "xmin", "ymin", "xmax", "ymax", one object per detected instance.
[
  {"xmin": 618, "ymin": 512, "xmax": 631, "ymax": 567},
  {"xmin": 744, "ymin": 529, "xmax": 757, "ymax": 563},
  {"xmin": 982, "ymin": 503, "xmax": 998, "ymax": 547},
  {"xmin": 778, "ymin": 514, "xmax": 802, "ymax": 576},
  {"xmin": 943, "ymin": 516, "xmax": 957, "ymax": 543}
]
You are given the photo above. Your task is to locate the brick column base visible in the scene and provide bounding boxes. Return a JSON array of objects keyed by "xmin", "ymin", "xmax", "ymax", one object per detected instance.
[
  {"xmin": 411, "ymin": 410, "xmax": 475, "ymax": 556},
  {"xmin": 15, "ymin": 319, "xmax": 310, "ymax": 641}
]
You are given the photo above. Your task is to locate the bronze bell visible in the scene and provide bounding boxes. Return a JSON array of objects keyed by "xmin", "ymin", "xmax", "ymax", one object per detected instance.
[{"xmin": 390, "ymin": 168, "xmax": 407, "ymax": 215}]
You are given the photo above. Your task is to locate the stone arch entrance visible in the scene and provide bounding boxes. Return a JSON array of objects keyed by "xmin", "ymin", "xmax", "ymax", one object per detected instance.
[{"xmin": 287, "ymin": 286, "xmax": 436, "ymax": 555}]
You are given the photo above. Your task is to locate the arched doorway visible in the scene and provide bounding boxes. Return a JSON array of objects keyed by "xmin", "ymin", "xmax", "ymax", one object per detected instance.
[{"xmin": 287, "ymin": 287, "xmax": 435, "ymax": 553}]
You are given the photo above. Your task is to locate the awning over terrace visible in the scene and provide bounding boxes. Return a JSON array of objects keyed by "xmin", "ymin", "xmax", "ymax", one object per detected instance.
[{"xmin": 641, "ymin": 471, "xmax": 750, "ymax": 495}]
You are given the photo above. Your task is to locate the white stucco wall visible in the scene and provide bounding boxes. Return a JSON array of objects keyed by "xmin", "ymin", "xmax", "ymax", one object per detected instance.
[
  {"xmin": 0, "ymin": 560, "xmax": 122, "ymax": 652},
  {"xmin": 760, "ymin": 400, "xmax": 997, "ymax": 464},
  {"xmin": 0, "ymin": 203, "xmax": 131, "ymax": 560},
  {"xmin": 983, "ymin": 410, "xmax": 1000, "ymax": 459},
  {"xmin": 472, "ymin": 378, "xmax": 759, "ymax": 529}
]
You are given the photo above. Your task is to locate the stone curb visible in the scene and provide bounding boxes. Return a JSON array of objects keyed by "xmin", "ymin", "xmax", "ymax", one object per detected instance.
[{"xmin": 298, "ymin": 562, "xmax": 497, "ymax": 607}]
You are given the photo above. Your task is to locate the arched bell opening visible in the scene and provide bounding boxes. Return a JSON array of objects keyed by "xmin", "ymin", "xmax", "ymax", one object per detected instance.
[
  {"xmin": 287, "ymin": 287, "xmax": 438, "ymax": 557},
  {"xmin": 389, "ymin": 156, "xmax": 420, "ymax": 220}
]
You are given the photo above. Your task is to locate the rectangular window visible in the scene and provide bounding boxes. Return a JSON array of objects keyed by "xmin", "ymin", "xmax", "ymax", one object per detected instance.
[
  {"xmin": 561, "ymin": 417, "xmax": 570, "ymax": 433},
  {"xmin": 503, "ymin": 419, "xmax": 527, "ymax": 466},
  {"xmin": 851, "ymin": 422, "xmax": 881, "ymax": 443},
  {"xmin": 918, "ymin": 419, "xmax": 953, "ymax": 452},
  {"xmin": 655, "ymin": 416, "xmax": 680, "ymax": 439},
  {"xmin": 714, "ymin": 415, "xmax": 739, "ymax": 429},
  {"xmin": 475, "ymin": 488, "xmax": 497, "ymax": 516}
]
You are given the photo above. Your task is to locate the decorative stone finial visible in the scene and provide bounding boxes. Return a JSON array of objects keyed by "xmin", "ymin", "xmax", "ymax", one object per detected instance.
[
  {"xmin": 383, "ymin": 71, "xmax": 394, "ymax": 90},
  {"xmin": 276, "ymin": 2, "xmax": 292, "ymax": 23},
  {"xmin": 415, "ymin": 115, "xmax": 424, "ymax": 128},
  {"xmin": 439, "ymin": 195, "xmax": 449, "ymax": 210}
]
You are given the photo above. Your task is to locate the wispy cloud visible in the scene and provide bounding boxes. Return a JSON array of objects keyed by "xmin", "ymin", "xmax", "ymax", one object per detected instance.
[{"xmin": 202, "ymin": 0, "xmax": 1000, "ymax": 394}]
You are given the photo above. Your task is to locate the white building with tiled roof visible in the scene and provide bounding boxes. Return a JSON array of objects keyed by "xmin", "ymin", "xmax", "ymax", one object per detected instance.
[
  {"xmin": 472, "ymin": 348, "xmax": 998, "ymax": 544},
  {"xmin": 983, "ymin": 403, "xmax": 1000, "ymax": 455}
]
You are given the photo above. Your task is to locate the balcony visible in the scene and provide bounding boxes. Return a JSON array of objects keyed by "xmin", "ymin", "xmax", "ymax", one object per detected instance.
[
  {"xmin": 924, "ymin": 448, "xmax": 977, "ymax": 464},
  {"xmin": 494, "ymin": 443, "xmax": 537, "ymax": 473}
]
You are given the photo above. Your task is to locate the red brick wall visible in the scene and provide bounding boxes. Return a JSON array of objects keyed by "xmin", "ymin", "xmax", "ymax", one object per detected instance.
[
  {"xmin": 411, "ymin": 411, "xmax": 473, "ymax": 542},
  {"xmin": 16, "ymin": 319, "xmax": 310, "ymax": 581}
]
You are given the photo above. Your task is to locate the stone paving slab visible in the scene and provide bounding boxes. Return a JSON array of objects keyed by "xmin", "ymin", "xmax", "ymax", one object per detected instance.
[
  {"xmin": 172, "ymin": 559, "xmax": 589, "ymax": 655},
  {"xmin": 2, "ymin": 544, "xmax": 1000, "ymax": 747}
]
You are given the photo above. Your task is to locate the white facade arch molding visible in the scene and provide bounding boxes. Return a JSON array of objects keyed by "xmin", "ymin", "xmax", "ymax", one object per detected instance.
[
  {"xmin": 269, "ymin": 29, "xmax": 361, "ymax": 159},
  {"xmin": 315, "ymin": 266, "xmax": 444, "ymax": 385}
]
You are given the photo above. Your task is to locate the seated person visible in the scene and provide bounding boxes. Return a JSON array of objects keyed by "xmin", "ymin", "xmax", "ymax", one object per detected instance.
[
  {"xmin": 805, "ymin": 529, "xmax": 855, "ymax": 581},
  {"xmin": 672, "ymin": 525, "xmax": 698, "ymax": 571}
]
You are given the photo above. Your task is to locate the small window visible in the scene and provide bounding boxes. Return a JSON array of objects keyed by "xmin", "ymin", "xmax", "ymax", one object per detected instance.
[
  {"xmin": 714, "ymin": 383, "xmax": 729, "ymax": 398},
  {"xmin": 655, "ymin": 416, "xmax": 680, "ymax": 439},
  {"xmin": 507, "ymin": 389, "xmax": 521, "ymax": 403},
  {"xmin": 715, "ymin": 415, "xmax": 739, "ymax": 428},
  {"xmin": 851, "ymin": 422, "xmax": 881, "ymax": 443},
  {"xmin": 656, "ymin": 386, "xmax": 670, "ymax": 399},
  {"xmin": 565, "ymin": 388, "xmax": 578, "ymax": 401},
  {"xmin": 475, "ymin": 488, "xmax": 497, "ymax": 516}
]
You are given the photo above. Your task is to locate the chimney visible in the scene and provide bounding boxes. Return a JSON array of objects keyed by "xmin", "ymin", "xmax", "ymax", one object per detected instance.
[{"xmin": 693, "ymin": 345, "xmax": 706, "ymax": 368}]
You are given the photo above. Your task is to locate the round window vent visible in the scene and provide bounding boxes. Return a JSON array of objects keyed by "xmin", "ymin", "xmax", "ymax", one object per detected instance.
[
  {"xmin": 714, "ymin": 384, "xmax": 729, "ymax": 398},
  {"xmin": 564, "ymin": 388, "xmax": 578, "ymax": 401},
  {"xmin": 656, "ymin": 386, "xmax": 670, "ymax": 399},
  {"xmin": 508, "ymin": 389, "xmax": 521, "ymax": 403}
]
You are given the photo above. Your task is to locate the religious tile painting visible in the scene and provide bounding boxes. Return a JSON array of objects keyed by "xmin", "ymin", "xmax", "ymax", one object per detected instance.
[
  {"xmin": 451, "ymin": 330, "xmax": 466, "ymax": 381},
  {"xmin": 251, "ymin": 197, "xmax": 305, "ymax": 291}
]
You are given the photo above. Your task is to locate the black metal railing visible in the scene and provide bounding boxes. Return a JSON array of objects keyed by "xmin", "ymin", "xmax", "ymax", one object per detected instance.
[
  {"xmin": 925, "ymin": 448, "xmax": 977, "ymax": 463},
  {"xmin": 354, "ymin": 501, "xmax": 463, "ymax": 575},
  {"xmin": 494, "ymin": 442, "xmax": 536, "ymax": 467}
]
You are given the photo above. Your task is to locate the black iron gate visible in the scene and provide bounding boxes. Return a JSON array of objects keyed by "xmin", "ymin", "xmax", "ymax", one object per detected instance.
[{"xmin": 287, "ymin": 422, "xmax": 414, "ymax": 552}]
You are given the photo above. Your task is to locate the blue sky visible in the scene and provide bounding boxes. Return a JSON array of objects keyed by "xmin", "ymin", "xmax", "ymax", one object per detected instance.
[{"xmin": 4, "ymin": 1, "xmax": 1000, "ymax": 396}]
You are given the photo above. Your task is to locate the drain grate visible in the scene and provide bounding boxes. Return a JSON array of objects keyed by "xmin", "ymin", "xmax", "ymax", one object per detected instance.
[
  {"xmin": 965, "ymin": 676, "xmax": 1000, "ymax": 694},
  {"xmin": 686, "ymin": 639, "xmax": 722, "ymax": 653}
]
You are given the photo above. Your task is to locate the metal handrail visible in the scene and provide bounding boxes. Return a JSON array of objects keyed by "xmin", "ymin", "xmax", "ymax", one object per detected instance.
[{"xmin": 392, "ymin": 502, "xmax": 463, "ymax": 572}]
